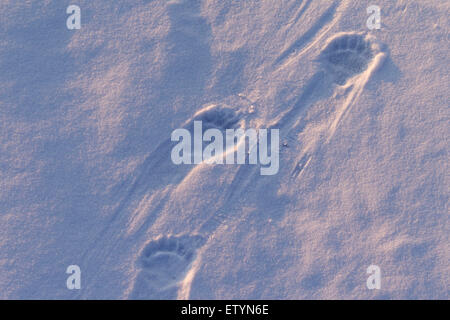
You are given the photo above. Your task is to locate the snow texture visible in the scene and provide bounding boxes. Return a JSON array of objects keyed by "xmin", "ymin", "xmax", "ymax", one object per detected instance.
[{"xmin": 0, "ymin": 0, "xmax": 448, "ymax": 299}]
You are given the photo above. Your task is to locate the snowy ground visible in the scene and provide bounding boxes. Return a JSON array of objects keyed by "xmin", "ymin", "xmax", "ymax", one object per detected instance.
[{"xmin": 0, "ymin": 0, "xmax": 448, "ymax": 299}]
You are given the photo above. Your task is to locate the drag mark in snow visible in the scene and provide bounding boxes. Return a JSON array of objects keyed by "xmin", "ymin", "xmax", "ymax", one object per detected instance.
[
  {"xmin": 270, "ymin": 71, "xmax": 327, "ymax": 133},
  {"xmin": 197, "ymin": 163, "xmax": 259, "ymax": 235},
  {"xmin": 291, "ymin": 153, "xmax": 312, "ymax": 179},
  {"xmin": 274, "ymin": 1, "xmax": 349, "ymax": 69},
  {"xmin": 320, "ymin": 32, "xmax": 387, "ymax": 140},
  {"xmin": 291, "ymin": 0, "xmax": 313, "ymax": 26}
]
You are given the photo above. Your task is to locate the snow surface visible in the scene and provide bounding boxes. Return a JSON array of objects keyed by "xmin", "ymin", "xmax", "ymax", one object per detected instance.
[{"xmin": 0, "ymin": 0, "xmax": 448, "ymax": 299}]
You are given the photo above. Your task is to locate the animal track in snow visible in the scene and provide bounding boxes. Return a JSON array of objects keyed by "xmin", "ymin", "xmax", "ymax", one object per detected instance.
[
  {"xmin": 130, "ymin": 235, "xmax": 205, "ymax": 299},
  {"xmin": 319, "ymin": 33, "xmax": 376, "ymax": 85},
  {"xmin": 186, "ymin": 103, "xmax": 244, "ymax": 132}
]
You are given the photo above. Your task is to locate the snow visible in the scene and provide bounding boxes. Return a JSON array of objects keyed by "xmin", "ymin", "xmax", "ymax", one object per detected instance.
[{"xmin": 0, "ymin": 0, "xmax": 448, "ymax": 299}]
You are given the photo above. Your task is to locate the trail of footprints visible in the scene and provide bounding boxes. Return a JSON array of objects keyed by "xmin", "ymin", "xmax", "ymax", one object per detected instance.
[
  {"xmin": 129, "ymin": 32, "xmax": 385, "ymax": 298},
  {"xmin": 128, "ymin": 103, "xmax": 248, "ymax": 298},
  {"xmin": 127, "ymin": 102, "xmax": 248, "ymax": 299}
]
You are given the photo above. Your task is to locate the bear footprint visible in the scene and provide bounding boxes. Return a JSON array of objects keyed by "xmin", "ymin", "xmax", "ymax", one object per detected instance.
[
  {"xmin": 130, "ymin": 235, "xmax": 205, "ymax": 299},
  {"xmin": 320, "ymin": 33, "xmax": 377, "ymax": 85},
  {"xmin": 190, "ymin": 104, "xmax": 242, "ymax": 131}
]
